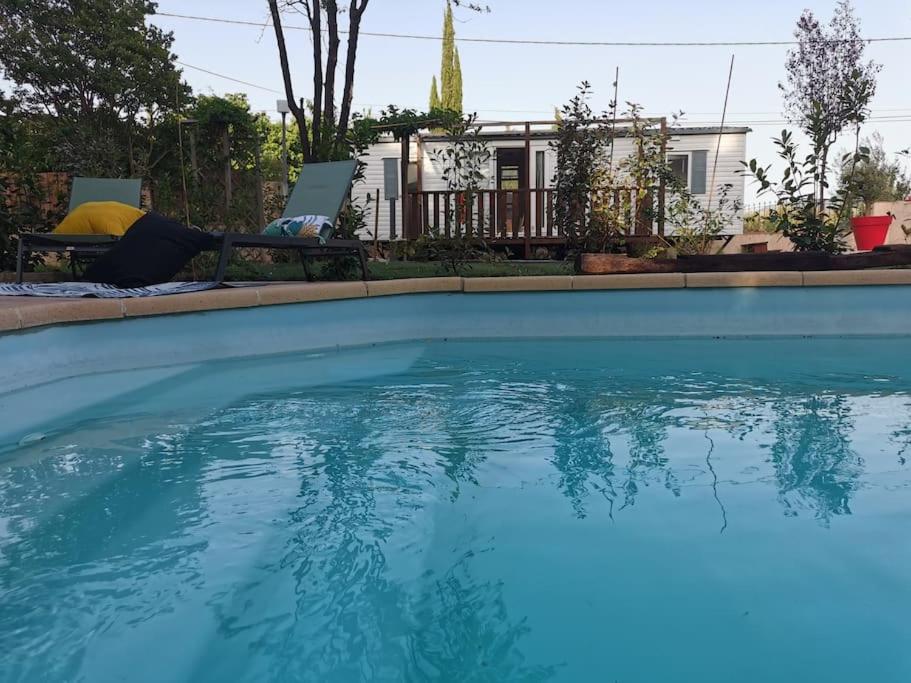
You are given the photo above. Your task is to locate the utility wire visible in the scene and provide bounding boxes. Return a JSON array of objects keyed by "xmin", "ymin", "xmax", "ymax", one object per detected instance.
[
  {"xmin": 177, "ymin": 61, "xmax": 282, "ymax": 94},
  {"xmin": 174, "ymin": 61, "xmax": 911, "ymax": 125},
  {"xmin": 157, "ymin": 12, "xmax": 911, "ymax": 47}
]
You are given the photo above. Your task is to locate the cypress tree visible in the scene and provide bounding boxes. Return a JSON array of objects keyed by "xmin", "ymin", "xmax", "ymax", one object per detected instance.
[
  {"xmin": 429, "ymin": 75, "xmax": 441, "ymax": 110},
  {"xmin": 440, "ymin": 1, "xmax": 456, "ymax": 110},
  {"xmin": 430, "ymin": 1, "xmax": 464, "ymax": 114},
  {"xmin": 451, "ymin": 47, "xmax": 463, "ymax": 113}
]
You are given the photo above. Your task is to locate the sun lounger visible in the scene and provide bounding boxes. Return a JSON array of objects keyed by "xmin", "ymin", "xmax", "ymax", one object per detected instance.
[
  {"xmin": 15, "ymin": 177, "xmax": 142, "ymax": 283},
  {"xmin": 17, "ymin": 163, "xmax": 369, "ymax": 285},
  {"xmin": 213, "ymin": 160, "xmax": 369, "ymax": 282}
]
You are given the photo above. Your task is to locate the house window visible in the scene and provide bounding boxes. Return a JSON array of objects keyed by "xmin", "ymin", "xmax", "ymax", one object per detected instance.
[
  {"xmin": 669, "ymin": 153, "xmax": 689, "ymax": 187},
  {"xmin": 535, "ymin": 151, "xmax": 545, "ymax": 189}
]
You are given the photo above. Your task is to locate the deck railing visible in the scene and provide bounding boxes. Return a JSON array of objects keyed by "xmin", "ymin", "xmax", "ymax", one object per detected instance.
[{"xmin": 409, "ymin": 187, "xmax": 663, "ymax": 247}]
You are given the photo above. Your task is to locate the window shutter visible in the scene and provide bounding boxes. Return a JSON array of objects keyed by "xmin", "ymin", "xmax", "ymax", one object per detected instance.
[{"xmin": 690, "ymin": 150, "xmax": 708, "ymax": 194}]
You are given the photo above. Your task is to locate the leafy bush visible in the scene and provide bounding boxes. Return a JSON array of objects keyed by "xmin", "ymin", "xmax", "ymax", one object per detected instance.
[
  {"xmin": 666, "ymin": 184, "xmax": 742, "ymax": 256},
  {"xmin": 837, "ymin": 133, "xmax": 911, "ymax": 214},
  {"xmin": 409, "ymin": 234, "xmax": 492, "ymax": 275},
  {"xmin": 429, "ymin": 112, "xmax": 492, "ymax": 235},
  {"xmin": 744, "ymin": 131, "xmax": 860, "ymax": 253},
  {"xmin": 551, "ymin": 82, "xmax": 618, "ymax": 253}
]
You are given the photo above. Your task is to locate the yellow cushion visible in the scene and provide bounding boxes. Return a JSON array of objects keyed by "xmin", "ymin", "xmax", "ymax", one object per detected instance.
[{"xmin": 53, "ymin": 201, "xmax": 145, "ymax": 236}]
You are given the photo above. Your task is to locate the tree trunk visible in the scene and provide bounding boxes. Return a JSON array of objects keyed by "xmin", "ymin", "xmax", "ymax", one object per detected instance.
[
  {"xmin": 324, "ymin": 0, "xmax": 340, "ymax": 131},
  {"xmin": 818, "ymin": 144, "xmax": 830, "ymax": 215},
  {"xmin": 267, "ymin": 0, "xmax": 311, "ymax": 161},
  {"xmin": 307, "ymin": 0, "xmax": 324, "ymax": 157},
  {"xmin": 335, "ymin": 0, "xmax": 369, "ymax": 148}
]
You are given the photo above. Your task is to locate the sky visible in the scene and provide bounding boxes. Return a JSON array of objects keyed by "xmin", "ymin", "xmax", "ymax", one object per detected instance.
[{"xmin": 154, "ymin": 0, "xmax": 910, "ymax": 204}]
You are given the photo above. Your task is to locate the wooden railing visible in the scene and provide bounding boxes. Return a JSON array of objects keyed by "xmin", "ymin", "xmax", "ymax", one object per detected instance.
[{"xmin": 409, "ymin": 187, "xmax": 662, "ymax": 246}]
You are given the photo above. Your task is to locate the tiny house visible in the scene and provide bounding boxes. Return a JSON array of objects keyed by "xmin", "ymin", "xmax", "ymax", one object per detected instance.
[{"xmin": 354, "ymin": 120, "xmax": 750, "ymax": 256}]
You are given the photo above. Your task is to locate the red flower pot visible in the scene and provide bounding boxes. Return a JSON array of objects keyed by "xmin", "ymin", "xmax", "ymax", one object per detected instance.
[{"xmin": 851, "ymin": 215, "xmax": 893, "ymax": 251}]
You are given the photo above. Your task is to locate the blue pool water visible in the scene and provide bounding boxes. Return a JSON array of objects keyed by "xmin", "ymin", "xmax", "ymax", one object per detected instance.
[{"xmin": 1, "ymin": 337, "xmax": 910, "ymax": 682}]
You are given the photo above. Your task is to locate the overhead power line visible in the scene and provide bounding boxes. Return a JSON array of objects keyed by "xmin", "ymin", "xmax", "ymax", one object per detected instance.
[
  {"xmin": 157, "ymin": 12, "xmax": 911, "ymax": 48},
  {"xmin": 176, "ymin": 60, "xmax": 911, "ymax": 124},
  {"xmin": 177, "ymin": 61, "xmax": 282, "ymax": 94},
  {"xmin": 174, "ymin": 61, "xmax": 911, "ymax": 120}
]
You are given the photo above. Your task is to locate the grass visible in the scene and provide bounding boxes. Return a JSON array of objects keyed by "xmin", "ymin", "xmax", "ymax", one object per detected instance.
[{"xmin": 221, "ymin": 259, "xmax": 574, "ymax": 282}]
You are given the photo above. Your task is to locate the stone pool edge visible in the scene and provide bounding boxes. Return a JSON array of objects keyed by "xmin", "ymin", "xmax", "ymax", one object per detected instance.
[{"xmin": 3, "ymin": 270, "xmax": 911, "ymax": 333}]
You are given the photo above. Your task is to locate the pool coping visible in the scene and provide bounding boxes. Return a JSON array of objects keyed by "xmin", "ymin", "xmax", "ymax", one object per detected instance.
[{"xmin": 2, "ymin": 270, "xmax": 911, "ymax": 333}]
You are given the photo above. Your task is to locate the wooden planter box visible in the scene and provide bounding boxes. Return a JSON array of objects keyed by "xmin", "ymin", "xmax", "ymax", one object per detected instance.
[
  {"xmin": 577, "ymin": 245, "xmax": 911, "ymax": 275},
  {"xmin": 576, "ymin": 253, "xmax": 677, "ymax": 274}
]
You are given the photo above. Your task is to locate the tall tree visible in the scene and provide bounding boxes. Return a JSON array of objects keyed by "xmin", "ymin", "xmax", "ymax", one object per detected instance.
[
  {"xmin": 781, "ymin": 0, "xmax": 880, "ymax": 210},
  {"xmin": 0, "ymin": 0, "xmax": 185, "ymax": 174},
  {"xmin": 429, "ymin": 76, "xmax": 441, "ymax": 111},
  {"xmin": 439, "ymin": 1, "xmax": 457, "ymax": 111},
  {"xmin": 427, "ymin": 1, "xmax": 485, "ymax": 113},
  {"xmin": 451, "ymin": 48, "xmax": 463, "ymax": 113},
  {"xmin": 267, "ymin": 0, "xmax": 369, "ymax": 163}
]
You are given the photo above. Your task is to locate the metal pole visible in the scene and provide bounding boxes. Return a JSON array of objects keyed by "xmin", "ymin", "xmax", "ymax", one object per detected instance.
[
  {"xmin": 281, "ymin": 111, "xmax": 289, "ymax": 199},
  {"xmin": 708, "ymin": 55, "xmax": 735, "ymax": 209},
  {"xmin": 607, "ymin": 66, "xmax": 620, "ymax": 173}
]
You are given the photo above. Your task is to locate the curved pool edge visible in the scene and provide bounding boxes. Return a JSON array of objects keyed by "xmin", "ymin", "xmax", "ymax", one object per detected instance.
[
  {"xmin": 3, "ymin": 270, "xmax": 911, "ymax": 333},
  {"xmin": 1, "ymin": 278, "xmax": 910, "ymax": 392},
  {"xmin": 3, "ymin": 276, "xmax": 911, "ymax": 446}
]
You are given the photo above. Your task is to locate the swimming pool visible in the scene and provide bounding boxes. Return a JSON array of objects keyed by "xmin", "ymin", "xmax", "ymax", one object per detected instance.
[{"xmin": 2, "ymin": 289, "xmax": 911, "ymax": 681}]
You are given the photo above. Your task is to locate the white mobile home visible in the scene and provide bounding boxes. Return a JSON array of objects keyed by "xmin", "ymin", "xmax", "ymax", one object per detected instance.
[{"xmin": 353, "ymin": 121, "xmax": 750, "ymax": 256}]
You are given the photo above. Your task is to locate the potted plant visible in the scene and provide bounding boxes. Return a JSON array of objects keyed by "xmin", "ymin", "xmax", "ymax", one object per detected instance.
[
  {"xmin": 850, "ymin": 212, "xmax": 893, "ymax": 251},
  {"xmin": 840, "ymin": 134, "xmax": 909, "ymax": 250},
  {"xmin": 745, "ymin": 2, "xmax": 882, "ymax": 254}
]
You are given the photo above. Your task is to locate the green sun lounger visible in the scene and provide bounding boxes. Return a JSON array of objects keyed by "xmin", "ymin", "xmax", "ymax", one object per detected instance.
[
  {"xmin": 15, "ymin": 177, "xmax": 143, "ymax": 283},
  {"xmin": 213, "ymin": 160, "xmax": 369, "ymax": 282},
  {"xmin": 17, "ymin": 164, "xmax": 369, "ymax": 284}
]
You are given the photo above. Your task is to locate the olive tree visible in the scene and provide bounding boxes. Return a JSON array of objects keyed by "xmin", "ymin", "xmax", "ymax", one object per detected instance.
[{"xmin": 780, "ymin": 0, "xmax": 880, "ymax": 211}]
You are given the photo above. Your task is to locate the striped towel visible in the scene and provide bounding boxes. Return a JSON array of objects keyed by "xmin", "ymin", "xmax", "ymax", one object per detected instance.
[{"xmin": 0, "ymin": 281, "xmax": 219, "ymax": 298}]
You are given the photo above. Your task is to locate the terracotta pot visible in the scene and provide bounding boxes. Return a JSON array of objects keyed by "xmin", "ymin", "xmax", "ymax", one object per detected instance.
[{"xmin": 851, "ymin": 215, "xmax": 893, "ymax": 251}]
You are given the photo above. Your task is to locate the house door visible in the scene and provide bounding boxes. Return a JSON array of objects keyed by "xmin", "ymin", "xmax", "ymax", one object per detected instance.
[{"xmin": 496, "ymin": 148, "xmax": 526, "ymax": 234}]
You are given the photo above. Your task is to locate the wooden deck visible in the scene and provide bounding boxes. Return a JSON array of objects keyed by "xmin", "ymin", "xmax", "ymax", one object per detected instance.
[{"xmin": 408, "ymin": 187, "xmax": 662, "ymax": 257}]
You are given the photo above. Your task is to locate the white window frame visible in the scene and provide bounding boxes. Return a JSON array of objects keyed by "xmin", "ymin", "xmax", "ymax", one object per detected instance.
[{"xmin": 668, "ymin": 152, "xmax": 691, "ymax": 190}]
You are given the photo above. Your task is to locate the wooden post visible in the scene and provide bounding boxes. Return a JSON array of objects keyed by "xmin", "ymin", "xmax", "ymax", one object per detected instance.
[
  {"xmin": 658, "ymin": 117, "xmax": 667, "ymax": 237},
  {"xmin": 400, "ymin": 134, "xmax": 410, "ymax": 239},
  {"xmin": 373, "ymin": 187, "xmax": 380, "ymax": 257},
  {"xmin": 524, "ymin": 122, "xmax": 532, "ymax": 258},
  {"xmin": 389, "ymin": 199, "xmax": 397, "ymax": 241},
  {"xmin": 222, "ymin": 127, "xmax": 232, "ymax": 218},
  {"xmin": 188, "ymin": 128, "xmax": 199, "ymax": 181},
  {"xmin": 253, "ymin": 133, "xmax": 265, "ymax": 229},
  {"xmin": 416, "ymin": 134, "xmax": 424, "ymax": 229}
]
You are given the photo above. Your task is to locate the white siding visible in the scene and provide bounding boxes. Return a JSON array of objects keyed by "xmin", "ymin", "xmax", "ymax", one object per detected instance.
[
  {"xmin": 665, "ymin": 132, "xmax": 746, "ymax": 234},
  {"xmin": 353, "ymin": 129, "xmax": 748, "ymax": 240},
  {"xmin": 352, "ymin": 137, "xmax": 416, "ymax": 241}
]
